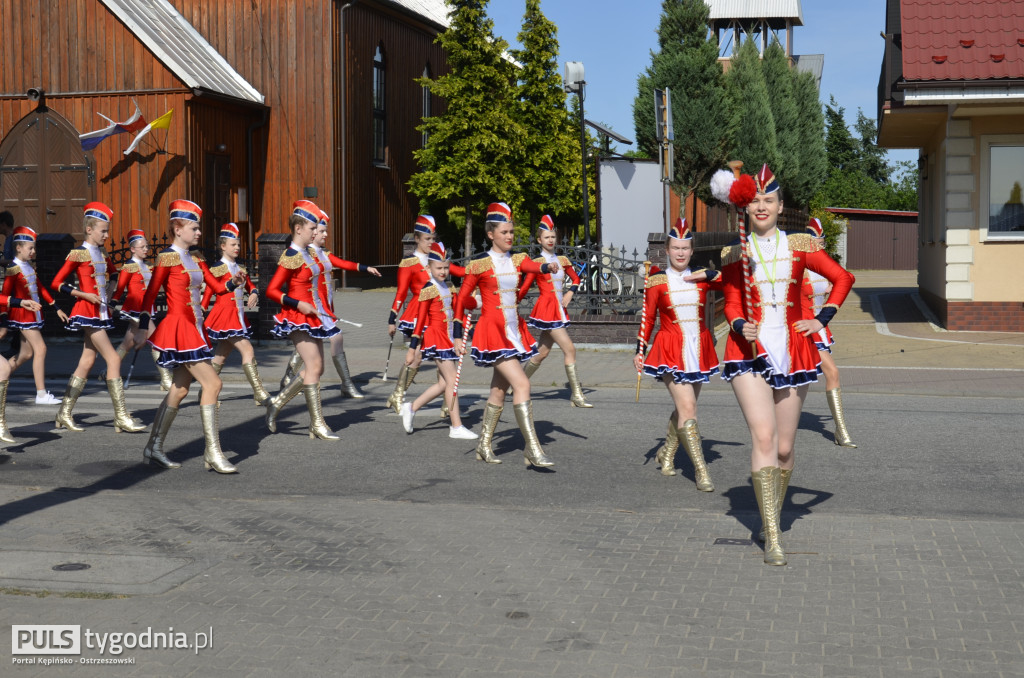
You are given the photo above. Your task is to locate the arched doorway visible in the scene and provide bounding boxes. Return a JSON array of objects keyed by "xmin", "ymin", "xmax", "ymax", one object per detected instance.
[{"xmin": 0, "ymin": 106, "xmax": 94, "ymax": 233}]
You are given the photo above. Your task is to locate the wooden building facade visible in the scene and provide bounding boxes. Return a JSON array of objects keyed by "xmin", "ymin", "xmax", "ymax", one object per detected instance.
[{"xmin": 0, "ymin": 0, "xmax": 450, "ymax": 282}]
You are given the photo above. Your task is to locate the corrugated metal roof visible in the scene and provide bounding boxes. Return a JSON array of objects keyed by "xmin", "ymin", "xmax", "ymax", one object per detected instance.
[
  {"xmin": 706, "ymin": 0, "xmax": 803, "ymax": 23},
  {"xmin": 99, "ymin": 0, "xmax": 264, "ymax": 104},
  {"xmin": 383, "ymin": 0, "xmax": 451, "ymax": 29},
  {"xmin": 793, "ymin": 53, "xmax": 824, "ymax": 88},
  {"xmin": 901, "ymin": 0, "xmax": 1024, "ymax": 81}
]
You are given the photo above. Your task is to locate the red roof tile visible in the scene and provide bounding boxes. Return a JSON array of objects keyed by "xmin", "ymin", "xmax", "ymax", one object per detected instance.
[{"xmin": 902, "ymin": 0, "xmax": 1024, "ymax": 81}]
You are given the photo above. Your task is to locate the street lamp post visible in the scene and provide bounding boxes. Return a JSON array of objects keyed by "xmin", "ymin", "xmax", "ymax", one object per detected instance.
[{"xmin": 564, "ymin": 61, "xmax": 590, "ymax": 249}]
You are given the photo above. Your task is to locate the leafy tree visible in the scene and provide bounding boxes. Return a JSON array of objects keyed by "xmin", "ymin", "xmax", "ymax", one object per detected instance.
[
  {"xmin": 511, "ymin": 0, "xmax": 582, "ymax": 230},
  {"xmin": 632, "ymin": 0, "xmax": 733, "ymax": 207},
  {"xmin": 762, "ymin": 41, "xmax": 799, "ymax": 201},
  {"xmin": 724, "ymin": 37, "xmax": 780, "ymax": 180},
  {"xmin": 410, "ymin": 0, "xmax": 526, "ymax": 255},
  {"xmin": 788, "ymin": 70, "xmax": 827, "ymax": 208},
  {"xmin": 822, "ymin": 96, "xmax": 858, "ymax": 173}
]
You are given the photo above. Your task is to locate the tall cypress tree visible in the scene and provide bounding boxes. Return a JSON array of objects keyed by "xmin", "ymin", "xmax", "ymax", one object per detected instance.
[
  {"xmin": 410, "ymin": 0, "xmax": 525, "ymax": 255},
  {"xmin": 632, "ymin": 0, "xmax": 733, "ymax": 205},
  {"xmin": 512, "ymin": 0, "xmax": 581, "ymax": 231},
  {"xmin": 789, "ymin": 70, "xmax": 827, "ymax": 208},
  {"xmin": 724, "ymin": 37, "xmax": 780, "ymax": 178},
  {"xmin": 761, "ymin": 41, "xmax": 799, "ymax": 201}
]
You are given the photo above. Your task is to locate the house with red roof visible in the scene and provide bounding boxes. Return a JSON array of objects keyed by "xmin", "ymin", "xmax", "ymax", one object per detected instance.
[{"xmin": 877, "ymin": 0, "xmax": 1024, "ymax": 331}]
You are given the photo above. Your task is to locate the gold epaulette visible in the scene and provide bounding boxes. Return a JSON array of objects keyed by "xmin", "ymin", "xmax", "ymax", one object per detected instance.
[
  {"xmin": 720, "ymin": 244, "xmax": 742, "ymax": 267},
  {"xmin": 209, "ymin": 263, "xmax": 229, "ymax": 277},
  {"xmin": 646, "ymin": 273, "xmax": 668, "ymax": 289},
  {"xmin": 156, "ymin": 251, "xmax": 182, "ymax": 267},
  {"xmin": 467, "ymin": 256, "xmax": 493, "ymax": 275},
  {"xmin": 398, "ymin": 256, "xmax": 421, "ymax": 268},
  {"xmin": 532, "ymin": 255, "xmax": 546, "ymax": 264},
  {"xmin": 65, "ymin": 248, "xmax": 91, "ymax": 263},
  {"xmin": 787, "ymin": 233, "xmax": 821, "ymax": 253},
  {"xmin": 119, "ymin": 262, "xmax": 140, "ymax": 274},
  {"xmin": 512, "ymin": 252, "xmax": 528, "ymax": 267},
  {"xmin": 559, "ymin": 255, "xmax": 573, "ymax": 269},
  {"xmin": 5, "ymin": 265, "xmax": 20, "ymax": 277},
  {"xmin": 277, "ymin": 251, "xmax": 304, "ymax": 269},
  {"xmin": 418, "ymin": 284, "xmax": 440, "ymax": 301}
]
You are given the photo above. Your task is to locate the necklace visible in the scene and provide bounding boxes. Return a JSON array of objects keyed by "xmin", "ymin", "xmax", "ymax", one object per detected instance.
[{"xmin": 750, "ymin": 229, "xmax": 780, "ymax": 303}]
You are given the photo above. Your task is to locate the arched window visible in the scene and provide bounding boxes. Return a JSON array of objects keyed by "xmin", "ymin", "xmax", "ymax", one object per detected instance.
[
  {"xmin": 421, "ymin": 63, "xmax": 432, "ymax": 148},
  {"xmin": 373, "ymin": 44, "xmax": 387, "ymax": 165}
]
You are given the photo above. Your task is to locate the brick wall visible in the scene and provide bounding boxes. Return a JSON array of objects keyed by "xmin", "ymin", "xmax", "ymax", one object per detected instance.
[{"xmin": 946, "ymin": 301, "xmax": 1024, "ymax": 332}]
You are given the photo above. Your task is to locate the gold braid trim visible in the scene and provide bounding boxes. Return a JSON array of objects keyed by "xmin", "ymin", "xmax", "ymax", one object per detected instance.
[
  {"xmin": 209, "ymin": 263, "xmax": 229, "ymax": 277},
  {"xmin": 512, "ymin": 252, "xmax": 528, "ymax": 267},
  {"xmin": 646, "ymin": 273, "xmax": 668, "ymax": 289},
  {"xmin": 398, "ymin": 256, "xmax": 421, "ymax": 268},
  {"xmin": 277, "ymin": 251, "xmax": 304, "ymax": 269},
  {"xmin": 467, "ymin": 257, "xmax": 493, "ymax": 275},
  {"xmin": 787, "ymin": 233, "xmax": 822, "ymax": 253},
  {"xmin": 156, "ymin": 251, "xmax": 182, "ymax": 267},
  {"xmin": 237, "ymin": 265, "xmax": 247, "ymax": 277},
  {"xmin": 720, "ymin": 244, "xmax": 742, "ymax": 267},
  {"xmin": 65, "ymin": 248, "xmax": 92, "ymax": 263},
  {"xmin": 418, "ymin": 284, "xmax": 440, "ymax": 301},
  {"xmin": 119, "ymin": 262, "xmax": 140, "ymax": 274}
]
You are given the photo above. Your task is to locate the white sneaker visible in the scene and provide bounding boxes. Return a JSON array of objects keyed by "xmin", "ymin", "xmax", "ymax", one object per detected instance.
[
  {"xmin": 35, "ymin": 391, "xmax": 61, "ymax": 405},
  {"xmin": 449, "ymin": 425, "xmax": 479, "ymax": 440},
  {"xmin": 400, "ymin": 403, "xmax": 415, "ymax": 434}
]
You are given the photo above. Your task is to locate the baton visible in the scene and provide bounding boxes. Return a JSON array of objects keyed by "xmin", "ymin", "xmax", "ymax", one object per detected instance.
[
  {"xmin": 451, "ymin": 312, "xmax": 473, "ymax": 399},
  {"xmin": 123, "ymin": 348, "xmax": 142, "ymax": 389},
  {"xmin": 336, "ymin": 317, "xmax": 364, "ymax": 328},
  {"xmin": 381, "ymin": 334, "xmax": 394, "ymax": 381}
]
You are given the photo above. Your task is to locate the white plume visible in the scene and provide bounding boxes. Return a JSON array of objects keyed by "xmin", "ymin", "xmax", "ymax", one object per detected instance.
[{"xmin": 710, "ymin": 169, "xmax": 736, "ymax": 204}]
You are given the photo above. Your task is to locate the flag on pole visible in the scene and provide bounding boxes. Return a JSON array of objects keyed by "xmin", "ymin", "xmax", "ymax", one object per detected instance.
[
  {"xmin": 123, "ymin": 109, "xmax": 173, "ymax": 156},
  {"xmin": 78, "ymin": 100, "xmax": 146, "ymax": 151}
]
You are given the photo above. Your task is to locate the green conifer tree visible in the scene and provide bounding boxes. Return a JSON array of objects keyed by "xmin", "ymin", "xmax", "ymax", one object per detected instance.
[
  {"xmin": 724, "ymin": 37, "xmax": 780, "ymax": 178},
  {"xmin": 761, "ymin": 41, "xmax": 799, "ymax": 201},
  {"xmin": 410, "ymin": 0, "xmax": 526, "ymax": 255},
  {"xmin": 789, "ymin": 70, "xmax": 827, "ymax": 208}
]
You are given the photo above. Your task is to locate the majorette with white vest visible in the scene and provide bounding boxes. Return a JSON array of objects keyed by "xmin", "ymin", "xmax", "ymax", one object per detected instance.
[
  {"xmin": 633, "ymin": 218, "xmax": 722, "ymax": 492},
  {"xmin": 50, "ymin": 202, "xmax": 147, "ymax": 434},
  {"xmin": 0, "ymin": 276, "xmax": 42, "ymax": 444},
  {"xmin": 515, "ymin": 215, "xmax": 592, "ymax": 408},
  {"xmin": 279, "ymin": 211, "xmax": 381, "ymax": 399},
  {"xmin": 400, "ymin": 242, "xmax": 479, "ymax": 440},
  {"xmin": 711, "ymin": 163, "xmax": 855, "ymax": 566},
  {"xmin": 263, "ymin": 200, "xmax": 344, "ymax": 440},
  {"xmin": 111, "ymin": 229, "xmax": 174, "ymax": 391},
  {"xmin": 452, "ymin": 202, "xmax": 559, "ymax": 468},
  {"xmin": 801, "ymin": 217, "xmax": 856, "ymax": 448},
  {"xmin": 2, "ymin": 226, "xmax": 67, "ymax": 405},
  {"xmin": 385, "ymin": 215, "xmax": 466, "ymax": 414},
  {"xmin": 137, "ymin": 200, "xmax": 247, "ymax": 473},
  {"xmin": 200, "ymin": 222, "xmax": 271, "ymax": 406}
]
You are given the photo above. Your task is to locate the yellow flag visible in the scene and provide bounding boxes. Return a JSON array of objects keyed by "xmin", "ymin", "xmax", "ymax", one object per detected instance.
[{"xmin": 124, "ymin": 108, "xmax": 173, "ymax": 155}]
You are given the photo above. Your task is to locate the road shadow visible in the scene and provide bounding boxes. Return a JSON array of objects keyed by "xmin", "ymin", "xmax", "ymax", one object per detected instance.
[
  {"xmin": 799, "ymin": 409, "xmax": 842, "ymax": 446},
  {"xmin": 723, "ymin": 476, "xmax": 833, "ymax": 539}
]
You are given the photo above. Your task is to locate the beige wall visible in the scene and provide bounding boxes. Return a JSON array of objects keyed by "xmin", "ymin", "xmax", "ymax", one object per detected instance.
[{"xmin": 917, "ymin": 130, "xmax": 946, "ymax": 299}]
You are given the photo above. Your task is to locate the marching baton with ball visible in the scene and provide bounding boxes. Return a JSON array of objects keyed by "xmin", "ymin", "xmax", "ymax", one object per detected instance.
[
  {"xmin": 452, "ymin": 312, "xmax": 474, "ymax": 399},
  {"xmin": 635, "ymin": 261, "xmax": 652, "ymax": 402},
  {"xmin": 381, "ymin": 334, "xmax": 394, "ymax": 382}
]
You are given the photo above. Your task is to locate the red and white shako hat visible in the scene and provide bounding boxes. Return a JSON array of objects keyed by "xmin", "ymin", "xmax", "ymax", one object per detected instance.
[
  {"xmin": 414, "ymin": 215, "xmax": 436, "ymax": 235},
  {"xmin": 806, "ymin": 217, "xmax": 824, "ymax": 238},
  {"xmin": 667, "ymin": 217, "xmax": 692, "ymax": 241},
  {"xmin": 169, "ymin": 199, "xmax": 202, "ymax": 223},
  {"xmin": 11, "ymin": 226, "xmax": 37, "ymax": 243},
  {"xmin": 538, "ymin": 215, "xmax": 555, "ymax": 232},
  {"xmin": 754, "ymin": 164, "xmax": 780, "ymax": 195},
  {"xmin": 486, "ymin": 202, "xmax": 512, "ymax": 223},
  {"xmin": 126, "ymin": 229, "xmax": 146, "ymax": 244},
  {"xmin": 428, "ymin": 241, "xmax": 450, "ymax": 262},
  {"xmin": 84, "ymin": 201, "xmax": 113, "ymax": 223},
  {"xmin": 292, "ymin": 200, "xmax": 321, "ymax": 225},
  {"xmin": 318, "ymin": 210, "xmax": 330, "ymax": 227},
  {"xmin": 220, "ymin": 222, "xmax": 240, "ymax": 240}
]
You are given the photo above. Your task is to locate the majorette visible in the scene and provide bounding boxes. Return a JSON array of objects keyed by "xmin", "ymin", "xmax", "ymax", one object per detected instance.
[
  {"xmin": 452, "ymin": 202, "xmax": 558, "ymax": 468},
  {"xmin": 385, "ymin": 214, "xmax": 466, "ymax": 414},
  {"xmin": 515, "ymin": 214, "xmax": 592, "ymax": 408},
  {"xmin": 50, "ymin": 202, "xmax": 147, "ymax": 434},
  {"xmin": 634, "ymin": 218, "xmax": 720, "ymax": 491},
  {"xmin": 137, "ymin": 199, "xmax": 245, "ymax": 472},
  {"xmin": 0, "ymin": 279, "xmax": 42, "ymax": 444}
]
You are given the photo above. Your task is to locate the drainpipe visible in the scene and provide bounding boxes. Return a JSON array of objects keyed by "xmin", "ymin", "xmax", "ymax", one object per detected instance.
[
  {"xmin": 246, "ymin": 107, "xmax": 268, "ymax": 258},
  {"xmin": 339, "ymin": 0, "xmax": 358, "ymax": 288}
]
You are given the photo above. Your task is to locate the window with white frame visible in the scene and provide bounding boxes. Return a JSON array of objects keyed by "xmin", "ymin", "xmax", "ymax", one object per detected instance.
[{"xmin": 982, "ymin": 136, "xmax": 1024, "ymax": 239}]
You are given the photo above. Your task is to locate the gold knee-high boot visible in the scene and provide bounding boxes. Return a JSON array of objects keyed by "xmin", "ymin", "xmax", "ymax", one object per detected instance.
[
  {"xmin": 514, "ymin": 400, "xmax": 554, "ymax": 468},
  {"xmin": 826, "ymin": 387, "xmax": 857, "ymax": 448},
  {"xmin": 280, "ymin": 350, "xmax": 303, "ymax": 391},
  {"xmin": 523, "ymin": 360, "xmax": 541, "ymax": 380},
  {"xmin": 242, "ymin": 360, "xmax": 271, "ymax": 405},
  {"xmin": 100, "ymin": 345, "xmax": 130, "ymax": 381},
  {"xmin": 107, "ymin": 378, "xmax": 147, "ymax": 432},
  {"xmin": 655, "ymin": 413, "xmax": 679, "ymax": 476},
  {"xmin": 758, "ymin": 468, "xmax": 792, "ymax": 542},
  {"xmin": 475, "ymin": 402, "xmax": 503, "ymax": 464},
  {"xmin": 385, "ymin": 364, "xmax": 409, "ymax": 413},
  {"xmin": 333, "ymin": 351, "xmax": 365, "ymax": 399},
  {"xmin": 304, "ymin": 384, "xmax": 339, "ymax": 440},
  {"xmin": 679, "ymin": 419, "xmax": 714, "ymax": 492},
  {"xmin": 55, "ymin": 375, "xmax": 86, "ymax": 432},
  {"xmin": 751, "ymin": 466, "xmax": 786, "ymax": 566},
  {"xmin": 141, "ymin": 400, "xmax": 181, "ymax": 468},
  {"xmin": 151, "ymin": 349, "xmax": 173, "ymax": 391},
  {"xmin": 565, "ymin": 363, "xmax": 593, "ymax": 408},
  {"xmin": 200, "ymin": 403, "xmax": 237, "ymax": 473},
  {"xmin": 0, "ymin": 380, "xmax": 16, "ymax": 444},
  {"xmin": 265, "ymin": 373, "xmax": 304, "ymax": 433}
]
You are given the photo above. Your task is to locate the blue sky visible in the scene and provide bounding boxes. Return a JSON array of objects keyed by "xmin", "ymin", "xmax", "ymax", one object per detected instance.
[{"xmin": 488, "ymin": 0, "xmax": 916, "ymax": 166}]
